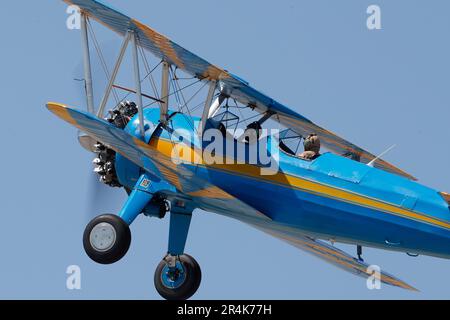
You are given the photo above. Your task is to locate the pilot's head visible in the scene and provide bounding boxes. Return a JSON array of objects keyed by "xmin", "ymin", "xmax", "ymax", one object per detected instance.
[{"xmin": 304, "ymin": 133, "xmax": 321, "ymax": 153}]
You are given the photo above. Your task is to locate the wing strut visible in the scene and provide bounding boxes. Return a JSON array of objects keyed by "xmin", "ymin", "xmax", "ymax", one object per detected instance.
[
  {"xmin": 97, "ymin": 31, "xmax": 131, "ymax": 118},
  {"xmin": 131, "ymin": 31, "xmax": 145, "ymax": 138},
  {"xmin": 208, "ymin": 94, "xmax": 227, "ymax": 118},
  {"xmin": 199, "ymin": 81, "xmax": 217, "ymax": 136},
  {"xmin": 80, "ymin": 13, "xmax": 95, "ymax": 114},
  {"xmin": 160, "ymin": 61, "xmax": 170, "ymax": 125}
]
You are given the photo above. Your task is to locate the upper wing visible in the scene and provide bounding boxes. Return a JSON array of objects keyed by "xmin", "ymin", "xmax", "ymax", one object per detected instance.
[
  {"xmin": 257, "ymin": 225, "xmax": 417, "ymax": 291},
  {"xmin": 64, "ymin": 0, "xmax": 230, "ymax": 81},
  {"xmin": 63, "ymin": 0, "xmax": 416, "ymax": 181},
  {"xmin": 218, "ymin": 77, "xmax": 417, "ymax": 181}
]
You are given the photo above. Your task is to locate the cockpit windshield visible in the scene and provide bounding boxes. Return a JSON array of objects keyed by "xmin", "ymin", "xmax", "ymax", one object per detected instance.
[
  {"xmin": 279, "ymin": 129, "xmax": 303, "ymax": 156},
  {"xmin": 279, "ymin": 129, "xmax": 322, "ymax": 161}
]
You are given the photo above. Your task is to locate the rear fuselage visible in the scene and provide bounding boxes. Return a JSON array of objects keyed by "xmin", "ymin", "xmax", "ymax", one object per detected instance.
[{"xmin": 117, "ymin": 109, "xmax": 450, "ymax": 259}]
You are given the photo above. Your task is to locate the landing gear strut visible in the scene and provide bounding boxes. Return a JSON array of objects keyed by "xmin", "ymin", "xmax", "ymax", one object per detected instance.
[
  {"xmin": 154, "ymin": 202, "xmax": 201, "ymax": 300},
  {"xmin": 83, "ymin": 173, "xmax": 201, "ymax": 299}
]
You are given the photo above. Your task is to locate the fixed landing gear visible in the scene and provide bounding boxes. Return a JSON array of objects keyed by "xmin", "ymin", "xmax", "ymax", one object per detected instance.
[
  {"xmin": 154, "ymin": 254, "xmax": 202, "ymax": 300},
  {"xmin": 82, "ymin": 174, "xmax": 200, "ymax": 299},
  {"xmin": 83, "ymin": 214, "xmax": 131, "ymax": 264},
  {"xmin": 83, "ymin": 209, "xmax": 201, "ymax": 299},
  {"xmin": 154, "ymin": 203, "xmax": 200, "ymax": 300}
]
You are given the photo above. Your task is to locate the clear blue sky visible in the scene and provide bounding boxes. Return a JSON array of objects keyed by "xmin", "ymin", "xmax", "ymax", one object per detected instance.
[{"xmin": 0, "ymin": 0, "xmax": 449, "ymax": 299}]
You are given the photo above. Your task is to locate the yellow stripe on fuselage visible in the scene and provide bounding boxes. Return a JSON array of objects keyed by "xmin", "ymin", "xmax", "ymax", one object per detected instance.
[{"xmin": 148, "ymin": 137, "xmax": 450, "ymax": 230}]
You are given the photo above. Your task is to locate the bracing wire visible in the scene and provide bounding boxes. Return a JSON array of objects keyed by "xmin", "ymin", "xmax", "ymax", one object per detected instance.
[
  {"xmin": 139, "ymin": 45, "xmax": 162, "ymax": 103},
  {"xmin": 119, "ymin": 60, "xmax": 162, "ymax": 105},
  {"xmin": 87, "ymin": 19, "xmax": 120, "ymax": 104},
  {"xmin": 143, "ymin": 79, "xmax": 202, "ymax": 108}
]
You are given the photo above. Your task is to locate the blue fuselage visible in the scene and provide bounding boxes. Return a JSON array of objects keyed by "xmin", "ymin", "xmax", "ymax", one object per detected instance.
[{"xmin": 117, "ymin": 109, "xmax": 450, "ymax": 259}]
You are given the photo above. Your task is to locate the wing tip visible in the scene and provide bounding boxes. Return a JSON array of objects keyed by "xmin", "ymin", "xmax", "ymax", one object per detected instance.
[
  {"xmin": 381, "ymin": 272, "xmax": 419, "ymax": 292},
  {"xmin": 397, "ymin": 281, "xmax": 419, "ymax": 292},
  {"xmin": 46, "ymin": 101, "xmax": 67, "ymax": 111},
  {"xmin": 46, "ymin": 102, "xmax": 78, "ymax": 126}
]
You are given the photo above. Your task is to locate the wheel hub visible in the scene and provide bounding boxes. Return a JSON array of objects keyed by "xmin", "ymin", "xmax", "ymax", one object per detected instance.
[
  {"xmin": 161, "ymin": 262, "xmax": 186, "ymax": 289},
  {"xmin": 89, "ymin": 222, "xmax": 117, "ymax": 252}
]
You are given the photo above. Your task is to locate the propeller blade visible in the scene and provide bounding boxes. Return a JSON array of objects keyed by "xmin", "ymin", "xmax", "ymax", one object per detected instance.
[{"xmin": 85, "ymin": 171, "xmax": 125, "ymax": 220}]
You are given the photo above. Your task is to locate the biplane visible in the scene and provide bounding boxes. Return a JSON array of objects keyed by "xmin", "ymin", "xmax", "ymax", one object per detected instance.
[{"xmin": 47, "ymin": 0, "xmax": 450, "ymax": 299}]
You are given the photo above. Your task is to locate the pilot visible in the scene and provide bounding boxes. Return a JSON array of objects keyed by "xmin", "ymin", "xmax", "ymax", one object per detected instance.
[{"xmin": 299, "ymin": 133, "xmax": 321, "ymax": 160}]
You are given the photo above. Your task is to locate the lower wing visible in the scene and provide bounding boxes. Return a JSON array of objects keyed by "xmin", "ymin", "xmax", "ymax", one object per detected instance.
[
  {"xmin": 46, "ymin": 102, "xmax": 270, "ymax": 222},
  {"xmin": 256, "ymin": 225, "xmax": 417, "ymax": 291}
]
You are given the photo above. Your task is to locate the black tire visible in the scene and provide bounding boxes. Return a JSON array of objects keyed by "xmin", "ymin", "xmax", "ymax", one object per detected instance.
[
  {"xmin": 83, "ymin": 214, "xmax": 131, "ymax": 265},
  {"xmin": 154, "ymin": 254, "xmax": 202, "ymax": 300}
]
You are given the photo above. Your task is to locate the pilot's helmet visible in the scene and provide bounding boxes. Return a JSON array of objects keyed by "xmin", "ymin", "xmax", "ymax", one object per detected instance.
[{"xmin": 303, "ymin": 134, "xmax": 321, "ymax": 153}]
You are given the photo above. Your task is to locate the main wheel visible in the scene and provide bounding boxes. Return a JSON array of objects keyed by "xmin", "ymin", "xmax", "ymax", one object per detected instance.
[
  {"xmin": 154, "ymin": 254, "xmax": 202, "ymax": 300},
  {"xmin": 83, "ymin": 214, "xmax": 131, "ymax": 264}
]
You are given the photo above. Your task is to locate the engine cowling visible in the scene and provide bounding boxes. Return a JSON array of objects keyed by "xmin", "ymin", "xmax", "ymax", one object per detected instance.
[{"xmin": 92, "ymin": 101, "xmax": 138, "ymax": 187}]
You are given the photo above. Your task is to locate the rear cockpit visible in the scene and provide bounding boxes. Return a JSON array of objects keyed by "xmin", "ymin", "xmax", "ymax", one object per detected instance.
[
  {"xmin": 204, "ymin": 99, "xmax": 323, "ymax": 162},
  {"xmin": 278, "ymin": 129, "xmax": 322, "ymax": 161}
]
